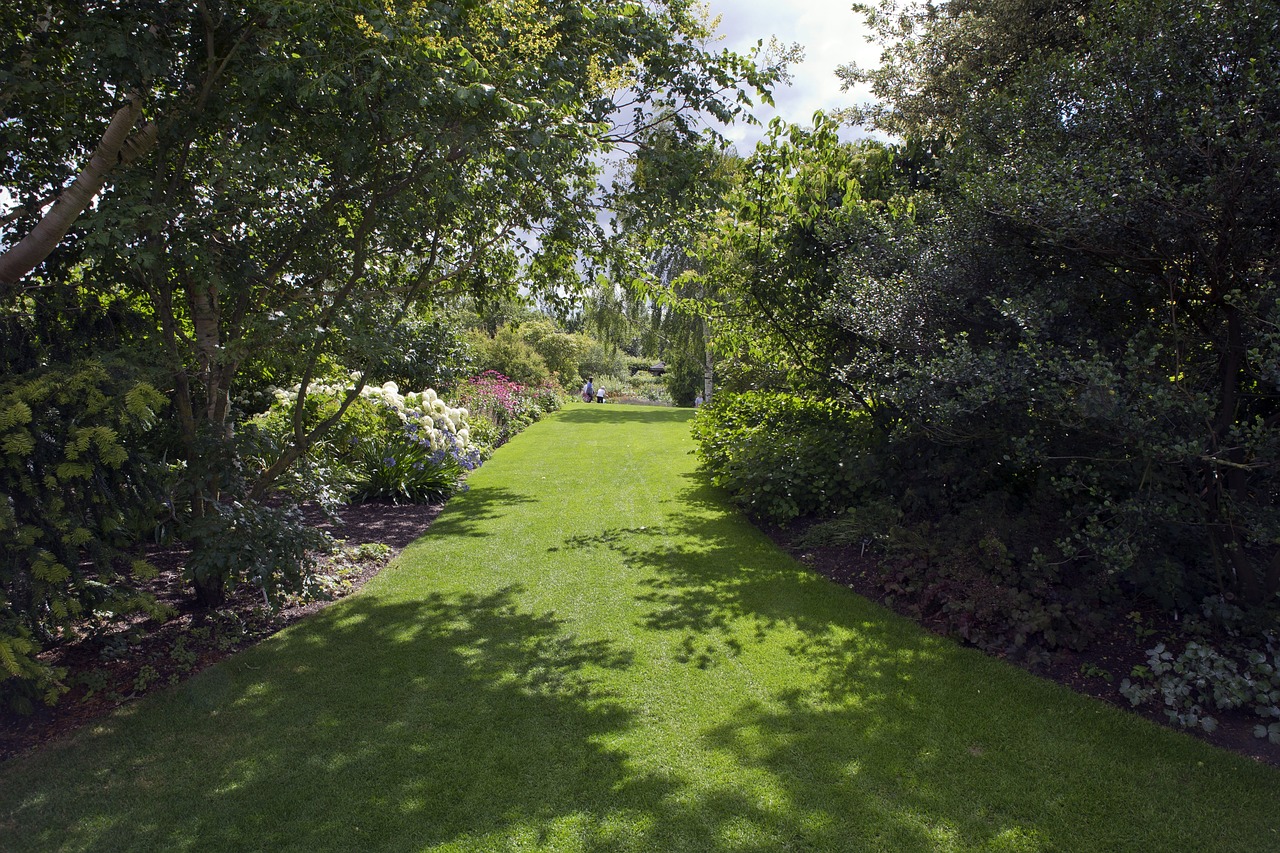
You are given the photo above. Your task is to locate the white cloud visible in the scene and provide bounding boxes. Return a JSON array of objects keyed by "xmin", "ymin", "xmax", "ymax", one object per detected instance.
[{"xmin": 702, "ymin": 0, "xmax": 882, "ymax": 148}]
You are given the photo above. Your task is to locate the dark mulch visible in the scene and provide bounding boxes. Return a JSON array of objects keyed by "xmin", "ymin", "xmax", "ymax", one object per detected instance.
[
  {"xmin": 769, "ymin": 526, "xmax": 1280, "ymax": 769},
  {"xmin": 0, "ymin": 500, "xmax": 443, "ymax": 763},
  {"xmin": 4, "ymin": 500, "xmax": 1276, "ymax": 771}
]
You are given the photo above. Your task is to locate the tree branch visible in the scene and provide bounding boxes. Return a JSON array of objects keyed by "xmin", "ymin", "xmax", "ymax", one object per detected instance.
[{"xmin": 0, "ymin": 93, "xmax": 157, "ymax": 288}]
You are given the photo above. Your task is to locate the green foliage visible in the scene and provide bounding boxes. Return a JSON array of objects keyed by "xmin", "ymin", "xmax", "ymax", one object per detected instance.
[
  {"xmin": 4, "ymin": 406, "xmax": 1277, "ymax": 852},
  {"xmin": 1118, "ymin": 597, "xmax": 1280, "ymax": 738},
  {"xmin": 0, "ymin": 361, "xmax": 169, "ymax": 712},
  {"xmin": 1, "ymin": 0, "xmax": 784, "ymax": 605},
  {"xmin": 348, "ymin": 427, "xmax": 478, "ymax": 506},
  {"xmin": 690, "ymin": 391, "xmax": 876, "ymax": 524},
  {"xmin": 469, "ymin": 327, "xmax": 553, "ymax": 388},
  {"xmin": 663, "ymin": 353, "xmax": 704, "ymax": 408},
  {"xmin": 677, "ymin": 0, "xmax": 1280, "ymax": 661},
  {"xmin": 578, "ymin": 341, "xmax": 628, "ymax": 382},
  {"xmin": 375, "ymin": 311, "xmax": 475, "ymax": 396},
  {"xmin": 823, "ymin": 0, "xmax": 1280, "ymax": 614},
  {"xmin": 253, "ymin": 381, "xmax": 481, "ymax": 507},
  {"xmin": 1120, "ymin": 639, "xmax": 1280, "ymax": 737},
  {"xmin": 602, "ymin": 370, "xmax": 673, "ymax": 406},
  {"xmin": 516, "ymin": 318, "xmax": 590, "ymax": 390},
  {"xmin": 284, "ymin": 542, "xmax": 393, "ymax": 606},
  {"xmin": 792, "ymin": 499, "xmax": 903, "ymax": 549},
  {"xmin": 185, "ymin": 380, "xmax": 478, "ymax": 607},
  {"xmin": 184, "ymin": 500, "xmax": 332, "ymax": 610},
  {"xmin": 804, "ymin": 492, "xmax": 1109, "ymax": 658}
]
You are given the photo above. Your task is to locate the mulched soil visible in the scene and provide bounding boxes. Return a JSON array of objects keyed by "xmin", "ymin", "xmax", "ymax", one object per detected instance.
[
  {"xmin": 769, "ymin": 526, "xmax": 1280, "ymax": 769},
  {"xmin": 3, "ymin": 500, "xmax": 1276, "ymax": 770},
  {"xmin": 0, "ymin": 500, "xmax": 442, "ymax": 763}
]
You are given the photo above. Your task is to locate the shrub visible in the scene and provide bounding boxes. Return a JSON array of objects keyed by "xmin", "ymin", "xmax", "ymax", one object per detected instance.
[
  {"xmin": 518, "ymin": 319, "xmax": 590, "ymax": 389},
  {"xmin": 598, "ymin": 371, "xmax": 673, "ymax": 406},
  {"xmin": 254, "ymin": 380, "xmax": 481, "ymax": 504},
  {"xmin": 690, "ymin": 391, "xmax": 877, "ymax": 524},
  {"xmin": 453, "ymin": 371, "xmax": 563, "ymax": 451},
  {"xmin": 793, "ymin": 499, "xmax": 903, "ymax": 549},
  {"xmin": 1119, "ymin": 599, "xmax": 1280, "ymax": 740},
  {"xmin": 798, "ymin": 493, "xmax": 1109, "ymax": 657},
  {"xmin": 349, "ymin": 415, "xmax": 481, "ymax": 504},
  {"xmin": 470, "ymin": 327, "xmax": 553, "ymax": 388},
  {"xmin": 578, "ymin": 341, "xmax": 627, "ymax": 382},
  {"xmin": 382, "ymin": 312, "xmax": 475, "ymax": 394},
  {"xmin": 0, "ymin": 361, "xmax": 171, "ymax": 712},
  {"xmin": 183, "ymin": 499, "xmax": 333, "ymax": 609}
]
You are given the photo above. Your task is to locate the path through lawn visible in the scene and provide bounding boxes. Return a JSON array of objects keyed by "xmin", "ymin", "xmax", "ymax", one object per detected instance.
[{"xmin": 2, "ymin": 404, "xmax": 1278, "ymax": 852}]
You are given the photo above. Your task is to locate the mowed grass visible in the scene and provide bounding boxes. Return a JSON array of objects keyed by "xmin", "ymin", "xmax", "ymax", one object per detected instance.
[{"xmin": 2, "ymin": 402, "xmax": 1278, "ymax": 852}]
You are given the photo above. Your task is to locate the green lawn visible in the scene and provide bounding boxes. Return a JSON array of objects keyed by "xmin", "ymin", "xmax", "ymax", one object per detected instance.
[{"xmin": 2, "ymin": 402, "xmax": 1277, "ymax": 852}]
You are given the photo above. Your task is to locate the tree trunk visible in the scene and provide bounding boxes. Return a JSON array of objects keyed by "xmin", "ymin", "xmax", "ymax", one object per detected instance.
[
  {"xmin": 702, "ymin": 315, "xmax": 714, "ymax": 403},
  {"xmin": 192, "ymin": 572, "xmax": 226, "ymax": 608},
  {"xmin": 0, "ymin": 94, "xmax": 156, "ymax": 287}
]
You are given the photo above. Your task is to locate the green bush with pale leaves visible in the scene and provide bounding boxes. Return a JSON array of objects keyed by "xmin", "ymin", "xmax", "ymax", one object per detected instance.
[{"xmin": 0, "ymin": 361, "xmax": 172, "ymax": 713}]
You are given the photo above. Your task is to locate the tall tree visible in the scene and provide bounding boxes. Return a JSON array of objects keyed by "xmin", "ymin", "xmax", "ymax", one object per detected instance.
[
  {"xmin": 1, "ymin": 0, "xmax": 785, "ymax": 604},
  {"xmin": 836, "ymin": 0, "xmax": 1280, "ymax": 606}
]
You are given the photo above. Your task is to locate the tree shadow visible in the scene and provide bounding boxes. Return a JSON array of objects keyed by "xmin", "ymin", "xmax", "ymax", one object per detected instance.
[
  {"xmin": 4, "ymin": 588, "xmax": 650, "ymax": 852},
  {"xmin": 560, "ymin": 472, "xmax": 1280, "ymax": 850},
  {"xmin": 6, "ymin": 468, "xmax": 1276, "ymax": 851},
  {"xmin": 421, "ymin": 486, "xmax": 539, "ymax": 539},
  {"xmin": 568, "ymin": 474, "xmax": 838, "ymax": 658}
]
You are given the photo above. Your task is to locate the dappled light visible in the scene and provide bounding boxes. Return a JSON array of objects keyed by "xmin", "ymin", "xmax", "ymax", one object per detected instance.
[
  {"xmin": 409, "ymin": 487, "xmax": 540, "ymax": 540},
  {"xmin": 7, "ymin": 589, "xmax": 636, "ymax": 851},
  {"xmin": 2, "ymin": 399, "xmax": 1276, "ymax": 852},
  {"xmin": 6, "ymin": 0, "xmax": 1279, "ymax": 847}
]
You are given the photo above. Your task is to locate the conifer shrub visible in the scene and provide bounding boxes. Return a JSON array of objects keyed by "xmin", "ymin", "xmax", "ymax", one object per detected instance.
[{"xmin": 0, "ymin": 361, "xmax": 171, "ymax": 712}]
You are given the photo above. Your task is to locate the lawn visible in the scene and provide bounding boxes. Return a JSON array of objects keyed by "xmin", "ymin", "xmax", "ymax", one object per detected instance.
[{"xmin": 1, "ymin": 402, "xmax": 1277, "ymax": 852}]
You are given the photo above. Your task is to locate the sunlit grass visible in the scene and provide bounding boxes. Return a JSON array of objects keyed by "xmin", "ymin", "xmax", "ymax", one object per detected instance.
[{"xmin": 1, "ymin": 401, "xmax": 1277, "ymax": 851}]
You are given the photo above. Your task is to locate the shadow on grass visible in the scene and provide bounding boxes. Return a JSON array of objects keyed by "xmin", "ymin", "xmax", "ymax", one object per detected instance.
[
  {"xmin": 6, "ymin": 470, "xmax": 1277, "ymax": 851},
  {"xmin": 422, "ymin": 486, "xmax": 539, "ymax": 539},
  {"xmin": 4, "ymin": 588, "xmax": 644, "ymax": 852},
  {"xmin": 559, "ymin": 472, "xmax": 1280, "ymax": 851}
]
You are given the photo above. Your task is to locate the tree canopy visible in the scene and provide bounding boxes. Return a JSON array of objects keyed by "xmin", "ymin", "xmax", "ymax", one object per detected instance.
[
  {"xmin": 671, "ymin": 0, "xmax": 1280, "ymax": 627},
  {"xmin": 0, "ymin": 0, "xmax": 786, "ymax": 704}
]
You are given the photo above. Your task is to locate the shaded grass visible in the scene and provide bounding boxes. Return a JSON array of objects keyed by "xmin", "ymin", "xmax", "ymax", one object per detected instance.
[{"xmin": 1, "ymin": 401, "xmax": 1278, "ymax": 851}]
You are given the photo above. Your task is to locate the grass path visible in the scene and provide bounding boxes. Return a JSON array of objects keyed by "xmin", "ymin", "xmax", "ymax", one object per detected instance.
[{"xmin": 2, "ymin": 403, "xmax": 1278, "ymax": 852}]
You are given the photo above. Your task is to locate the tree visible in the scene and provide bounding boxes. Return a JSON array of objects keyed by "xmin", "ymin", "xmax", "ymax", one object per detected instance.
[
  {"xmin": 841, "ymin": 0, "xmax": 1280, "ymax": 607},
  {"xmin": 607, "ymin": 122, "xmax": 746, "ymax": 403},
  {"xmin": 1, "ymin": 0, "xmax": 786, "ymax": 605}
]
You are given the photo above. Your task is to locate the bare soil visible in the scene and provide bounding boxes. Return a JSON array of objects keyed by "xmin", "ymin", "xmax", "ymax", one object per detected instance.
[
  {"xmin": 0, "ymin": 500, "xmax": 442, "ymax": 762},
  {"xmin": 770, "ymin": 526, "xmax": 1279, "ymax": 769}
]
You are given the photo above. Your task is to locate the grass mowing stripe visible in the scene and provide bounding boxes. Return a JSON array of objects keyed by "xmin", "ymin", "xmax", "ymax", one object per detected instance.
[{"xmin": 1, "ymin": 401, "xmax": 1277, "ymax": 852}]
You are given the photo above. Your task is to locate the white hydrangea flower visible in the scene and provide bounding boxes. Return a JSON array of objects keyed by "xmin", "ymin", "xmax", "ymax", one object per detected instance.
[{"xmin": 266, "ymin": 379, "xmax": 476, "ymax": 454}]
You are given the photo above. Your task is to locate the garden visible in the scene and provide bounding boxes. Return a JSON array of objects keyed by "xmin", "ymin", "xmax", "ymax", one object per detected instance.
[
  {"xmin": 2, "ymin": 405, "xmax": 1278, "ymax": 852},
  {"xmin": 2, "ymin": 0, "xmax": 1280, "ymax": 847}
]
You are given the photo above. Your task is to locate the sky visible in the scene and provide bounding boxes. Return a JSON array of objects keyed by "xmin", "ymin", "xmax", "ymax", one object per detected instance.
[{"xmin": 701, "ymin": 0, "xmax": 882, "ymax": 149}]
